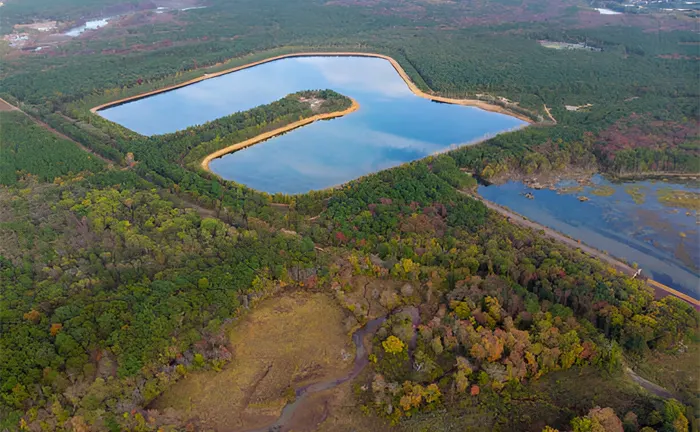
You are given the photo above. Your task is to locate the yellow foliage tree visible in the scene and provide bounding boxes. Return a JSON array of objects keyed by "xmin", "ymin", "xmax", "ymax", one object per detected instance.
[{"xmin": 382, "ymin": 335, "xmax": 406, "ymax": 355}]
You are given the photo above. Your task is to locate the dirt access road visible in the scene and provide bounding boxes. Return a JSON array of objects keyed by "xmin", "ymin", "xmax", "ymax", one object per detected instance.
[
  {"xmin": 463, "ymin": 191, "xmax": 700, "ymax": 309},
  {"xmin": 0, "ymin": 98, "xmax": 19, "ymax": 112}
]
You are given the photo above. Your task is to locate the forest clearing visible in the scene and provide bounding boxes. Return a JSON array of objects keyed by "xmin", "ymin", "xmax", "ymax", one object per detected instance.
[{"xmin": 151, "ymin": 292, "xmax": 356, "ymax": 431}]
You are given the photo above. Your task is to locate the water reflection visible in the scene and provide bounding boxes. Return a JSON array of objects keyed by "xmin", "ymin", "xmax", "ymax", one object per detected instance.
[
  {"xmin": 295, "ymin": 57, "xmax": 413, "ymax": 98},
  {"xmin": 479, "ymin": 175, "xmax": 700, "ymax": 298},
  {"xmin": 100, "ymin": 56, "xmax": 525, "ymax": 193},
  {"xmin": 65, "ymin": 18, "xmax": 112, "ymax": 36}
]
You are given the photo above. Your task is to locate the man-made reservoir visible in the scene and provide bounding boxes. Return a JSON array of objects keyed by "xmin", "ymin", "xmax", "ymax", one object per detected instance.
[
  {"xmin": 480, "ymin": 176, "xmax": 700, "ymax": 298},
  {"xmin": 65, "ymin": 18, "xmax": 112, "ymax": 36},
  {"xmin": 595, "ymin": 7, "xmax": 623, "ymax": 14},
  {"xmin": 99, "ymin": 56, "xmax": 526, "ymax": 193}
]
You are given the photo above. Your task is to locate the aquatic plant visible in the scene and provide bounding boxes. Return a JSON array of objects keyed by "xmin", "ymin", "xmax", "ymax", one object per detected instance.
[
  {"xmin": 590, "ymin": 185, "xmax": 615, "ymax": 197},
  {"xmin": 657, "ymin": 188, "xmax": 700, "ymax": 210},
  {"xmin": 625, "ymin": 185, "xmax": 647, "ymax": 205}
]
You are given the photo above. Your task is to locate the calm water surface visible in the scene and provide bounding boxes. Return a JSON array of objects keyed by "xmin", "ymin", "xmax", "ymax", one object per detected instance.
[
  {"xmin": 480, "ymin": 176, "xmax": 700, "ymax": 298},
  {"xmin": 99, "ymin": 56, "xmax": 526, "ymax": 193},
  {"xmin": 65, "ymin": 18, "xmax": 112, "ymax": 36}
]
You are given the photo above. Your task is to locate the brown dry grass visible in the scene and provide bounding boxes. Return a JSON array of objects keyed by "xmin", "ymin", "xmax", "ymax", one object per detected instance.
[{"xmin": 151, "ymin": 291, "xmax": 355, "ymax": 431}]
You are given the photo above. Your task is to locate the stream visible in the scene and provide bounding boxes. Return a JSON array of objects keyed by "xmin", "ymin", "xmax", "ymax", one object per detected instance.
[{"xmin": 244, "ymin": 315, "xmax": 387, "ymax": 432}]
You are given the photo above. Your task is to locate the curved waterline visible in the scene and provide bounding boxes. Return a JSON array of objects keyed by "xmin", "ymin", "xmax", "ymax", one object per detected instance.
[
  {"xmin": 199, "ymin": 98, "xmax": 360, "ymax": 173},
  {"xmin": 90, "ymin": 52, "xmax": 535, "ymax": 123},
  {"xmin": 98, "ymin": 55, "xmax": 529, "ymax": 193}
]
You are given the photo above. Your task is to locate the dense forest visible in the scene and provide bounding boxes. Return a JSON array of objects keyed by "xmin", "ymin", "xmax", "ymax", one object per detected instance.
[
  {"xmin": 0, "ymin": 0, "xmax": 698, "ymax": 430},
  {"xmin": 3, "ymin": 26, "xmax": 697, "ymax": 178},
  {"xmin": 312, "ymin": 160, "xmax": 697, "ymax": 429},
  {"xmin": 1, "ymin": 108, "xmax": 697, "ymax": 431},
  {"xmin": 0, "ymin": 111, "xmax": 104, "ymax": 185},
  {"xmin": 0, "ymin": 174, "xmax": 319, "ymax": 430}
]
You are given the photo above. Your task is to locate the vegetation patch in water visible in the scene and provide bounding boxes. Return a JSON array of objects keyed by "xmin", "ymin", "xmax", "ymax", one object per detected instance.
[
  {"xmin": 624, "ymin": 185, "xmax": 647, "ymax": 204},
  {"xmin": 590, "ymin": 185, "xmax": 616, "ymax": 197},
  {"xmin": 657, "ymin": 188, "xmax": 700, "ymax": 210},
  {"xmin": 558, "ymin": 185, "xmax": 584, "ymax": 194}
]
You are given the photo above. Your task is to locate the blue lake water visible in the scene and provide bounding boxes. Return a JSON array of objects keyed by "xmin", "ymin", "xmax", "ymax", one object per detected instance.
[
  {"xmin": 480, "ymin": 176, "xmax": 700, "ymax": 298},
  {"xmin": 99, "ymin": 56, "xmax": 526, "ymax": 193},
  {"xmin": 65, "ymin": 18, "xmax": 112, "ymax": 36}
]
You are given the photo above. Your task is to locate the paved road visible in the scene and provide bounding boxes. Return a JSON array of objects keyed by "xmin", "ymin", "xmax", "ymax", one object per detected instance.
[
  {"xmin": 463, "ymin": 191, "xmax": 700, "ymax": 308},
  {"xmin": 625, "ymin": 367, "xmax": 675, "ymax": 399}
]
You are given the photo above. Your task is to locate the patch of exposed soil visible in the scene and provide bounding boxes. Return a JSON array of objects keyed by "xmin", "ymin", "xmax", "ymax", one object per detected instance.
[{"xmin": 0, "ymin": 98, "xmax": 18, "ymax": 111}]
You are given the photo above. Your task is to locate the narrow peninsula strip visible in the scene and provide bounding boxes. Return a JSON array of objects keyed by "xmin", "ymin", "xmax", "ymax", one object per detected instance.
[
  {"xmin": 200, "ymin": 98, "xmax": 360, "ymax": 172},
  {"xmin": 89, "ymin": 52, "xmax": 534, "ymax": 123}
]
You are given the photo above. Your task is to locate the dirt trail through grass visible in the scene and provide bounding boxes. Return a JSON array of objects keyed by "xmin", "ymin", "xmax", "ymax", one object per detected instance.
[
  {"xmin": 625, "ymin": 368, "xmax": 675, "ymax": 399},
  {"xmin": 543, "ymin": 104, "xmax": 557, "ymax": 123},
  {"xmin": 0, "ymin": 98, "xmax": 19, "ymax": 111}
]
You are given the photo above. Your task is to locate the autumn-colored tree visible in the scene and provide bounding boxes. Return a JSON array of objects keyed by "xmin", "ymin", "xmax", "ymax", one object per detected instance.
[
  {"xmin": 451, "ymin": 300, "xmax": 472, "ymax": 320},
  {"xmin": 455, "ymin": 371, "xmax": 469, "ymax": 393},
  {"xmin": 399, "ymin": 382, "xmax": 425, "ymax": 412},
  {"xmin": 571, "ymin": 407, "xmax": 623, "ymax": 432},
  {"xmin": 470, "ymin": 343, "xmax": 487, "ymax": 361},
  {"xmin": 23, "ymin": 310, "xmax": 41, "ymax": 323},
  {"xmin": 392, "ymin": 258, "xmax": 420, "ymax": 279},
  {"xmin": 424, "ymin": 383, "xmax": 441, "ymax": 404},
  {"xmin": 663, "ymin": 399, "xmax": 689, "ymax": 432},
  {"xmin": 382, "ymin": 336, "xmax": 406, "ymax": 354},
  {"xmin": 50, "ymin": 323, "xmax": 63, "ymax": 336}
]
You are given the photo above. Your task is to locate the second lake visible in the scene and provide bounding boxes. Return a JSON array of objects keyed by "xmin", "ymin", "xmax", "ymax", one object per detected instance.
[{"xmin": 479, "ymin": 176, "xmax": 700, "ymax": 299}]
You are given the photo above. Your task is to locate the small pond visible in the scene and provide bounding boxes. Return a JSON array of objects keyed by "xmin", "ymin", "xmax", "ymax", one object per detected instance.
[
  {"xmin": 479, "ymin": 175, "xmax": 700, "ymax": 298},
  {"xmin": 98, "ymin": 56, "xmax": 526, "ymax": 193},
  {"xmin": 595, "ymin": 7, "xmax": 623, "ymax": 14},
  {"xmin": 65, "ymin": 18, "xmax": 112, "ymax": 36}
]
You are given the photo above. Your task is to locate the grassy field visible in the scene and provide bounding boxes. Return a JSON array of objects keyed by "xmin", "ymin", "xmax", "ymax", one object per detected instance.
[
  {"xmin": 151, "ymin": 291, "xmax": 356, "ymax": 431},
  {"xmin": 630, "ymin": 343, "xmax": 700, "ymax": 408}
]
